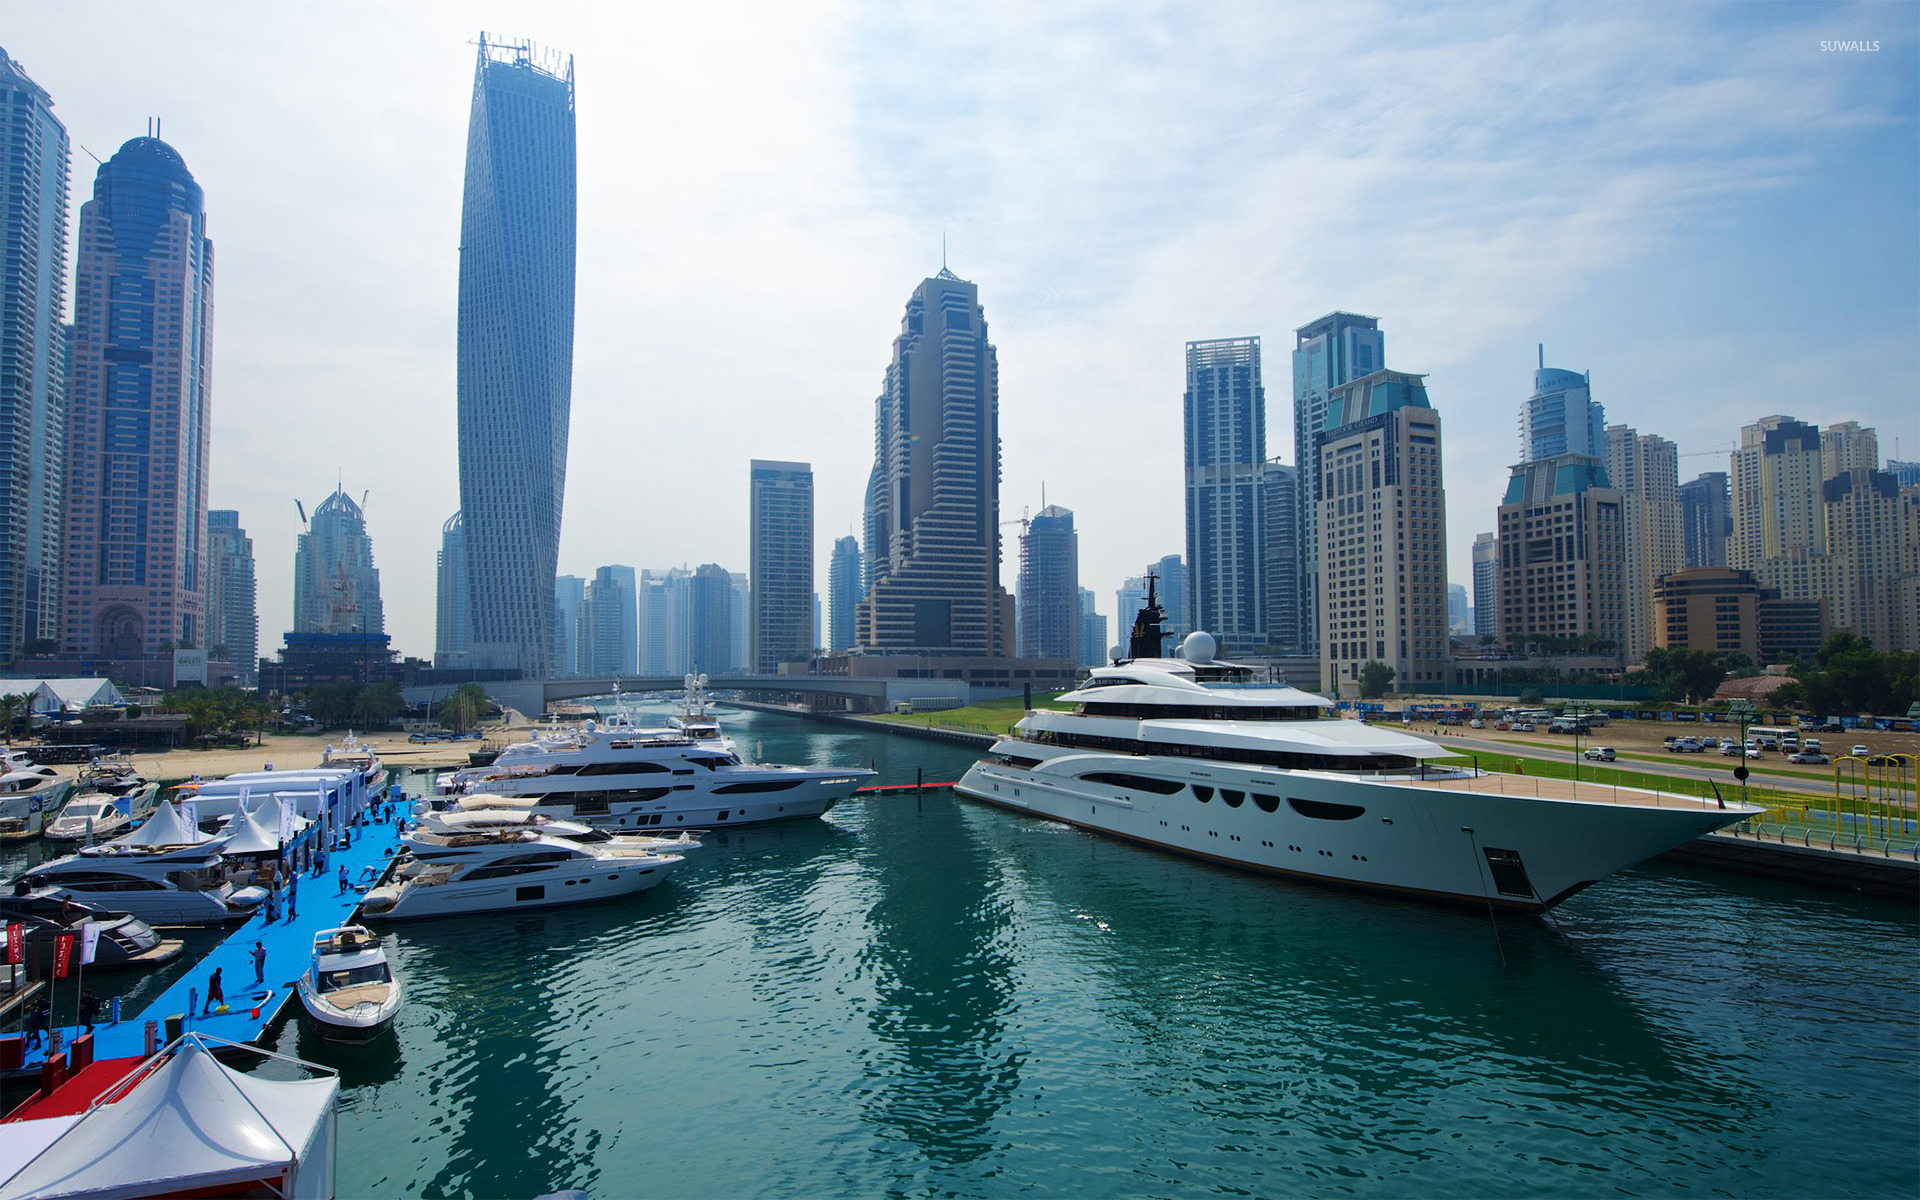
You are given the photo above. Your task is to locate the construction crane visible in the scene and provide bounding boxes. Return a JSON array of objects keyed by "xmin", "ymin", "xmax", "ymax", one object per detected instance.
[
  {"xmin": 293, "ymin": 499, "xmax": 307, "ymax": 527},
  {"xmin": 1679, "ymin": 445, "xmax": 1735, "ymax": 458},
  {"xmin": 1000, "ymin": 506, "xmax": 1031, "ymax": 537}
]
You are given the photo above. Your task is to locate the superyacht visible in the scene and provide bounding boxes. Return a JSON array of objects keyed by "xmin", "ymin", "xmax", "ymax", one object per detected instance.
[
  {"xmin": 955, "ymin": 583, "xmax": 1759, "ymax": 913},
  {"xmin": 435, "ymin": 681, "xmax": 872, "ymax": 831}
]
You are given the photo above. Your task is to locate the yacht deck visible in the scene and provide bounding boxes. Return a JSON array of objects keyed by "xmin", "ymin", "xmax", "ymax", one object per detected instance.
[{"xmin": 1397, "ymin": 770, "xmax": 1745, "ymax": 811}]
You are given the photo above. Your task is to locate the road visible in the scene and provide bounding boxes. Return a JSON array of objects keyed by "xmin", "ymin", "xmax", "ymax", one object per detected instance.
[{"xmin": 1412, "ymin": 729, "xmax": 1844, "ymax": 801}]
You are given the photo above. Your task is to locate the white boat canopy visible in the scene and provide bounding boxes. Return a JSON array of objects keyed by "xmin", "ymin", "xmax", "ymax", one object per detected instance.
[
  {"xmin": 0, "ymin": 1036, "xmax": 338, "ymax": 1200},
  {"xmin": 114, "ymin": 801, "xmax": 210, "ymax": 848},
  {"xmin": 220, "ymin": 805, "xmax": 292, "ymax": 856}
]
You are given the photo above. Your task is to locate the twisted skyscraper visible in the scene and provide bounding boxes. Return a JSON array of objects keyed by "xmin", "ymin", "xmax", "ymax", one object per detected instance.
[{"xmin": 456, "ymin": 34, "xmax": 576, "ymax": 675}]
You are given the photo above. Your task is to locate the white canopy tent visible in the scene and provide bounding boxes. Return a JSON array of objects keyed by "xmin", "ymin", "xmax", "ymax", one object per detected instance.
[
  {"xmin": 219, "ymin": 804, "xmax": 296, "ymax": 857},
  {"xmin": 0, "ymin": 1036, "xmax": 337, "ymax": 1200},
  {"xmin": 113, "ymin": 801, "xmax": 212, "ymax": 848}
]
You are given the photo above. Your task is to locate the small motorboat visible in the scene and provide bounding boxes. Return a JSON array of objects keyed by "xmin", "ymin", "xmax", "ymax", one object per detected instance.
[
  {"xmin": 0, "ymin": 765, "xmax": 74, "ymax": 842},
  {"xmin": 297, "ymin": 925, "xmax": 401, "ymax": 1042},
  {"xmin": 43, "ymin": 794, "xmax": 135, "ymax": 843},
  {"xmin": 0, "ymin": 886, "xmax": 185, "ymax": 970}
]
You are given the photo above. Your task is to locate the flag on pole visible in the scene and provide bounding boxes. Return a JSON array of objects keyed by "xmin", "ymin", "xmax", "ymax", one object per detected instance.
[
  {"xmin": 279, "ymin": 795, "xmax": 297, "ymax": 845},
  {"xmin": 80, "ymin": 920, "xmax": 101, "ymax": 965},
  {"xmin": 53, "ymin": 931, "xmax": 75, "ymax": 978},
  {"xmin": 178, "ymin": 798, "xmax": 198, "ymax": 831},
  {"xmin": 4, "ymin": 923, "xmax": 21, "ymax": 965}
]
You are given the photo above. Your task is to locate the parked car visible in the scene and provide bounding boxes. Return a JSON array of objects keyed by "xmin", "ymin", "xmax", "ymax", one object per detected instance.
[
  {"xmin": 1804, "ymin": 739, "xmax": 1823, "ymax": 753},
  {"xmin": 1469, "ymin": 719, "xmax": 1485, "ymax": 729},
  {"xmin": 1851, "ymin": 744, "xmax": 1871, "ymax": 757},
  {"xmin": 1722, "ymin": 742, "xmax": 1744, "ymax": 757},
  {"xmin": 1746, "ymin": 747, "xmax": 1764, "ymax": 759},
  {"xmin": 1511, "ymin": 722, "xmax": 1536, "ymax": 732},
  {"xmin": 1583, "ymin": 746, "xmax": 1616, "ymax": 762},
  {"xmin": 1700, "ymin": 736, "xmax": 1719, "ymax": 748},
  {"xmin": 1789, "ymin": 752, "xmax": 1830, "ymax": 765}
]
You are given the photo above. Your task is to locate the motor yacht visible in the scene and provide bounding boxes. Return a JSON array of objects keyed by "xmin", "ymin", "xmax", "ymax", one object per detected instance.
[
  {"xmin": 0, "ymin": 766, "xmax": 74, "ymax": 842},
  {"xmin": 359, "ymin": 829, "xmax": 687, "ymax": 920},
  {"xmin": 297, "ymin": 925, "xmax": 401, "ymax": 1042},
  {"xmin": 411, "ymin": 796, "xmax": 704, "ymax": 854},
  {"xmin": 43, "ymin": 759, "xmax": 159, "ymax": 841},
  {"xmin": 953, "ymin": 585, "xmax": 1762, "ymax": 915},
  {"xmin": 0, "ymin": 887, "xmax": 185, "ymax": 970},
  {"xmin": 320, "ymin": 734, "xmax": 388, "ymax": 801},
  {"xmin": 434, "ymin": 685, "xmax": 871, "ymax": 832},
  {"xmin": 16, "ymin": 803, "xmax": 262, "ymax": 925}
]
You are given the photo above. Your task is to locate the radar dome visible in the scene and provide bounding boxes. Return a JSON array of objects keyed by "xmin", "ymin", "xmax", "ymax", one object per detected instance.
[{"xmin": 1179, "ymin": 631, "xmax": 1217, "ymax": 662}]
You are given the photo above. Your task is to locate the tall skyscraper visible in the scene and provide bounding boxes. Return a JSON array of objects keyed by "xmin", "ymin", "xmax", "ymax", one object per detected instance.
[
  {"xmin": 1471, "ymin": 532, "xmax": 1498, "ymax": 640},
  {"xmin": 749, "ymin": 459, "xmax": 814, "ymax": 672},
  {"xmin": 827, "ymin": 535, "xmax": 862, "ymax": 653},
  {"xmin": 0, "ymin": 49, "xmax": 69, "ymax": 663},
  {"xmin": 1520, "ymin": 363, "xmax": 1604, "ymax": 462},
  {"xmin": 1447, "ymin": 583, "xmax": 1470, "ymax": 634},
  {"xmin": 1679, "ymin": 472, "xmax": 1731, "ymax": 569},
  {"xmin": 1730, "ymin": 416, "xmax": 1825, "ymax": 569},
  {"xmin": 692, "ymin": 564, "xmax": 734, "ymax": 675},
  {"xmin": 1495, "ymin": 454, "xmax": 1625, "ymax": 655},
  {"xmin": 456, "ymin": 34, "xmax": 576, "ymax": 677},
  {"xmin": 1148, "ymin": 553, "xmax": 1187, "ymax": 640},
  {"xmin": 435, "ymin": 511, "xmax": 470, "ymax": 662},
  {"xmin": 293, "ymin": 486, "xmax": 384, "ymax": 636},
  {"xmin": 61, "ymin": 135, "xmax": 214, "ymax": 660},
  {"xmin": 553, "ymin": 574, "xmax": 585, "ymax": 676},
  {"xmin": 1259, "ymin": 463, "xmax": 1302, "ymax": 653},
  {"xmin": 1604, "ymin": 424, "xmax": 1682, "ymax": 665},
  {"xmin": 1317, "ymin": 369, "xmax": 1448, "ymax": 693},
  {"xmin": 583, "ymin": 565, "xmax": 636, "ymax": 676},
  {"xmin": 1077, "ymin": 587, "xmax": 1107, "ymax": 669},
  {"xmin": 638, "ymin": 568, "xmax": 690, "ymax": 675},
  {"xmin": 205, "ymin": 510, "xmax": 256, "ymax": 684},
  {"xmin": 1184, "ymin": 336, "xmax": 1267, "ymax": 655},
  {"xmin": 857, "ymin": 269, "xmax": 1012, "ymax": 654},
  {"xmin": 1017, "ymin": 504, "xmax": 1078, "ymax": 660},
  {"xmin": 1293, "ymin": 313, "xmax": 1385, "ymax": 657}
]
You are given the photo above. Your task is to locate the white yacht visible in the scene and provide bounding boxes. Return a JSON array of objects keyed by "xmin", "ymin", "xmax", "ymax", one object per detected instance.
[
  {"xmin": 43, "ymin": 758, "xmax": 159, "ymax": 841},
  {"xmin": 955, "ymin": 592, "xmax": 1761, "ymax": 915},
  {"xmin": 320, "ymin": 733, "xmax": 388, "ymax": 801},
  {"xmin": 298, "ymin": 925, "xmax": 401, "ymax": 1042},
  {"xmin": 435, "ymin": 686, "xmax": 872, "ymax": 832},
  {"xmin": 358, "ymin": 828, "xmax": 687, "ymax": 920},
  {"xmin": 0, "ymin": 766, "xmax": 74, "ymax": 842},
  {"xmin": 412, "ymin": 796, "xmax": 703, "ymax": 854},
  {"xmin": 18, "ymin": 839, "xmax": 260, "ymax": 926}
]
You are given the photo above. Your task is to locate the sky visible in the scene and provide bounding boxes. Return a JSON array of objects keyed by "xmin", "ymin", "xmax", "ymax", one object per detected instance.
[{"xmin": 8, "ymin": 1, "xmax": 1917, "ymax": 661}]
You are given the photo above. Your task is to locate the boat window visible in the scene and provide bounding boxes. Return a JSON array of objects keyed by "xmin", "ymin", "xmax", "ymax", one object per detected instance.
[
  {"xmin": 578, "ymin": 762, "xmax": 669, "ymax": 777},
  {"xmin": 1221, "ymin": 789, "xmax": 1245, "ymax": 807},
  {"xmin": 1078, "ymin": 772, "xmax": 1185, "ymax": 795},
  {"xmin": 712, "ymin": 780, "xmax": 805, "ymax": 795},
  {"xmin": 316, "ymin": 963, "xmax": 391, "ymax": 993},
  {"xmin": 1192, "ymin": 785, "xmax": 1213, "ymax": 802},
  {"xmin": 1253, "ymin": 793, "xmax": 1279, "ymax": 813},
  {"xmin": 598, "ymin": 788, "xmax": 672, "ymax": 805},
  {"xmin": 1287, "ymin": 797, "xmax": 1366, "ymax": 821}
]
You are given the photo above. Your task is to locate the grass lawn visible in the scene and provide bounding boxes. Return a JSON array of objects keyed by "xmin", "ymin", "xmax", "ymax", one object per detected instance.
[{"xmin": 866, "ymin": 692, "xmax": 1070, "ymax": 736}]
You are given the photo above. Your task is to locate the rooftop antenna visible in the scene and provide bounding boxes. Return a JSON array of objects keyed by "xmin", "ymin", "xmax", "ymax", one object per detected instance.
[
  {"xmin": 1537, "ymin": 343, "xmax": 1543, "ymax": 370},
  {"xmin": 942, "ymin": 231, "xmax": 947, "ymax": 272}
]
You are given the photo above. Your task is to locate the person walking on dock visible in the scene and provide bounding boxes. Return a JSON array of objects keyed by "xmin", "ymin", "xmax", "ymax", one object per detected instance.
[
  {"xmin": 287, "ymin": 874, "xmax": 298, "ymax": 921},
  {"xmin": 264, "ymin": 891, "xmax": 279, "ymax": 924},
  {"xmin": 79, "ymin": 990, "xmax": 100, "ymax": 1034},
  {"xmin": 252, "ymin": 940, "xmax": 267, "ymax": 985},
  {"xmin": 202, "ymin": 967, "xmax": 224, "ymax": 1016},
  {"xmin": 23, "ymin": 997, "xmax": 48, "ymax": 1050},
  {"xmin": 338, "ymin": 863, "xmax": 350, "ymax": 894}
]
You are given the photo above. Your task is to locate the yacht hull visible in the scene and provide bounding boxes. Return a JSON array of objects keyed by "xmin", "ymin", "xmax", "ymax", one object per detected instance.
[
  {"xmin": 956, "ymin": 753, "xmax": 1750, "ymax": 914},
  {"xmin": 359, "ymin": 857, "xmax": 679, "ymax": 920},
  {"xmin": 298, "ymin": 987, "xmax": 400, "ymax": 1042}
]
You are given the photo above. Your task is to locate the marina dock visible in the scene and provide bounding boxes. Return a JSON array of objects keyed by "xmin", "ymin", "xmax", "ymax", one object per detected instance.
[{"xmin": 9, "ymin": 808, "xmax": 401, "ymax": 1073}]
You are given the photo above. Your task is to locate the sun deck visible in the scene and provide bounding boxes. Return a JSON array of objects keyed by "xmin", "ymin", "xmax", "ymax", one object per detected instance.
[{"xmin": 1395, "ymin": 770, "xmax": 1747, "ymax": 811}]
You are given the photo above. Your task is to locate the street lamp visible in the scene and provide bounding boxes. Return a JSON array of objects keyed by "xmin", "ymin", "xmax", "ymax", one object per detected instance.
[
  {"xmin": 1568, "ymin": 700, "xmax": 1590, "ymax": 782},
  {"xmin": 1727, "ymin": 698, "xmax": 1756, "ymax": 808}
]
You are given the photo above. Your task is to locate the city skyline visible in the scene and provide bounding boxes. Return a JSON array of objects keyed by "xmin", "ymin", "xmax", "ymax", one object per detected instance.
[{"xmin": 1, "ymin": 5, "xmax": 1914, "ymax": 662}]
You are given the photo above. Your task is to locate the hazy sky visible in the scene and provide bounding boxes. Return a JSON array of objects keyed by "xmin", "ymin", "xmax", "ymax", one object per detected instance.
[{"xmin": 9, "ymin": 1, "xmax": 1917, "ymax": 660}]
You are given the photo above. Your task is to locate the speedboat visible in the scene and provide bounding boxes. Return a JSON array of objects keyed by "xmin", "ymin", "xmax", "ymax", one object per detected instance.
[
  {"xmin": 297, "ymin": 925, "xmax": 401, "ymax": 1042},
  {"xmin": 0, "ymin": 886, "xmax": 185, "ymax": 970},
  {"xmin": 433, "ymin": 682, "xmax": 871, "ymax": 832},
  {"xmin": 953, "ymin": 584, "xmax": 1762, "ymax": 915},
  {"xmin": 359, "ymin": 829, "xmax": 687, "ymax": 920},
  {"xmin": 0, "ymin": 766, "xmax": 74, "ymax": 842},
  {"xmin": 43, "ymin": 795, "xmax": 137, "ymax": 843}
]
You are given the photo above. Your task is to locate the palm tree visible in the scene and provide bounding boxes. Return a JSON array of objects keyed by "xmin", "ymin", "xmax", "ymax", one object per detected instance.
[{"xmin": 0, "ymin": 692, "xmax": 32, "ymax": 741}]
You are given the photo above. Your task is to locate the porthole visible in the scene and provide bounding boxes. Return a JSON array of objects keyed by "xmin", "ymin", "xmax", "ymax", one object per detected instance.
[
  {"xmin": 1221, "ymin": 789, "xmax": 1245, "ymax": 807},
  {"xmin": 1193, "ymin": 786, "xmax": 1214, "ymax": 802},
  {"xmin": 1253, "ymin": 793, "xmax": 1279, "ymax": 813}
]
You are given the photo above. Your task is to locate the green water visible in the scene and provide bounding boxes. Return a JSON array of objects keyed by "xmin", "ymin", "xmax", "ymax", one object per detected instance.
[{"xmin": 25, "ymin": 705, "xmax": 1918, "ymax": 1197}]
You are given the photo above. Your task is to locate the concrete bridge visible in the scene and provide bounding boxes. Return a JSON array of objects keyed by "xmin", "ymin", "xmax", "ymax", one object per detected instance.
[{"xmin": 401, "ymin": 674, "xmax": 970, "ymax": 720}]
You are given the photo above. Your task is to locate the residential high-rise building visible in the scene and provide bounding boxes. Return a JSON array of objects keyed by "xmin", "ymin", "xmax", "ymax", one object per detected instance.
[
  {"xmin": 857, "ymin": 269, "xmax": 1012, "ymax": 654},
  {"xmin": 638, "ymin": 568, "xmax": 690, "ymax": 676},
  {"xmin": 293, "ymin": 486, "xmax": 384, "ymax": 636},
  {"xmin": 1471, "ymin": 532, "xmax": 1498, "ymax": 640},
  {"xmin": 1447, "ymin": 583, "xmax": 1470, "ymax": 635},
  {"xmin": 1822, "ymin": 468, "xmax": 1907, "ymax": 650},
  {"xmin": 749, "ymin": 459, "xmax": 813, "ymax": 673},
  {"xmin": 1184, "ymin": 337, "xmax": 1267, "ymax": 655},
  {"xmin": 435, "ymin": 511, "xmax": 470, "ymax": 662},
  {"xmin": 1152, "ymin": 553, "xmax": 1188, "ymax": 640},
  {"xmin": 1888, "ymin": 460, "xmax": 1920, "ymax": 489},
  {"xmin": 205, "ymin": 510, "xmax": 256, "ymax": 684},
  {"xmin": 692, "ymin": 564, "xmax": 734, "ymax": 675},
  {"xmin": 1017, "ymin": 504, "xmax": 1078, "ymax": 660},
  {"xmin": 827, "ymin": 535, "xmax": 862, "ymax": 653},
  {"xmin": 456, "ymin": 34, "xmax": 576, "ymax": 677},
  {"xmin": 1495, "ymin": 454, "xmax": 1625, "ymax": 656},
  {"xmin": 553, "ymin": 574, "xmax": 585, "ymax": 676},
  {"xmin": 1077, "ymin": 588, "xmax": 1107, "ymax": 669},
  {"xmin": 1520, "ymin": 363, "xmax": 1604, "ymax": 462},
  {"xmin": 1679, "ymin": 472, "xmax": 1731, "ymax": 569},
  {"xmin": 0, "ymin": 49, "xmax": 70, "ymax": 663},
  {"xmin": 1316, "ymin": 369, "xmax": 1448, "ymax": 694},
  {"xmin": 1259, "ymin": 464, "xmax": 1302, "ymax": 653},
  {"xmin": 1730, "ymin": 416, "xmax": 1825, "ymax": 569},
  {"xmin": 583, "ymin": 565, "xmax": 636, "ymax": 676},
  {"xmin": 1293, "ymin": 313, "xmax": 1384, "ymax": 656},
  {"xmin": 1822, "ymin": 421, "xmax": 1878, "ymax": 480},
  {"xmin": 1604, "ymin": 424, "xmax": 1682, "ymax": 665},
  {"xmin": 728, "ymin": 571, "xmax": 750, "ymax": 672},
  {"xmin": 61, "ymin": 135, "xmax": 214, "ymax": 661},
  {"xmin": 1115, "ymin": 576, "xmax": 1147, "ymax": 654}
]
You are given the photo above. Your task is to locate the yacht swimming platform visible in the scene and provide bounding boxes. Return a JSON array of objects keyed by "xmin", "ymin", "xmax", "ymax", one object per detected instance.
[{"xmin": 7, "ymin": 817, "xmax": 403, "ymax": 1074}]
